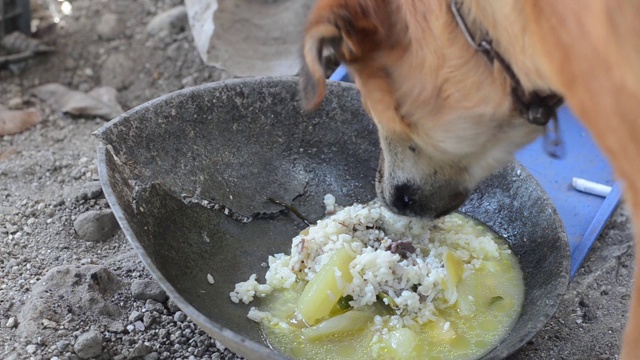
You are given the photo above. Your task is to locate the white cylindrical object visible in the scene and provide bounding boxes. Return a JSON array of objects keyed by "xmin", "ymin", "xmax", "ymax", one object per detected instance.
[{"xmin": 572, "ymin": 177, "xmax": 612, "ymax": 197}]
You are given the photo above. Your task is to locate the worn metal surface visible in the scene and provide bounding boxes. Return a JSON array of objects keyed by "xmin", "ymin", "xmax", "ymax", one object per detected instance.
[{"xmin": 94, "ymin": 77, "xmax": 570, "ymax": 360}]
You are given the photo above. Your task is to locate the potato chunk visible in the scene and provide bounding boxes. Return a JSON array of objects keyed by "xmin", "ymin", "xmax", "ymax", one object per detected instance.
[
  {"xmin": 444, "ymin": 250, "xmax": 464, "ymax": 290},
  {"xmin": 382, "ymin": 327, "xmax": 420, "ymax": 359},
  {"xmin": 297, "ymin": 247, "xmax": 355, "ymax": 325},
  {"xmin": 301, "ymin": 310, "xmax": 373, "ymax": 340}
]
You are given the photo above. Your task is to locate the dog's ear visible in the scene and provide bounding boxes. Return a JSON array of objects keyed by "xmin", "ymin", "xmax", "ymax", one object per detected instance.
[
  {"xmin": 300, "ymin": 23, "xmax": 341, "ymax": 112},
  {"xmin": 300, "ymin": 1, "xmax": 386, "ymax": 111}
]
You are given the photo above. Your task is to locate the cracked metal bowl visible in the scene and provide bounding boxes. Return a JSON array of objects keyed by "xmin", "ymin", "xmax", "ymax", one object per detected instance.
[{"xmin": 94, "ymin": 77, "xmax": 570, "ymax": 360}]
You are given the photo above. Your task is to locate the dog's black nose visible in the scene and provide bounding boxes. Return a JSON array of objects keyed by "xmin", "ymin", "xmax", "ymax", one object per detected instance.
[
  {"xmin": 389, "ymin": 184, "xmax": 469, "ymax": 218},
  {"xmin": 390, "ymin": 183, "xmax": 422, "ymax": 217}
]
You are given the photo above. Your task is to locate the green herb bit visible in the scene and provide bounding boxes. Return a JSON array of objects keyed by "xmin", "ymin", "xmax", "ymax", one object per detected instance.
[
  {"xmin": 377, "ymin": 293, "xmax": 399, "ymax": 310},
  {"xmin": 337, "ymin": 295, "xmax": 354, "ymax": 310}
]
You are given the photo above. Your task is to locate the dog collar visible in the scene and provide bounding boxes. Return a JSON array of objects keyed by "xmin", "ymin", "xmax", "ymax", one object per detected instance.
[{"xmin": 450, "ymin": 0, "xmax": 565, "ymax": 158}]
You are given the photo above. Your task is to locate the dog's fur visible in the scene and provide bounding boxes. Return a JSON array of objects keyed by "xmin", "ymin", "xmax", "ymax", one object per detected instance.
[{"xmin": 299, "ymin": 0, "xmax": 640, "ymax": 358}]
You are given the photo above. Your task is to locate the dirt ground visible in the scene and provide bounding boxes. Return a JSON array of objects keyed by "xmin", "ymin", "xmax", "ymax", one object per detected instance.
[{"xmin": 0, "ymin": 0, "xmax": 634, "ymax": 359}]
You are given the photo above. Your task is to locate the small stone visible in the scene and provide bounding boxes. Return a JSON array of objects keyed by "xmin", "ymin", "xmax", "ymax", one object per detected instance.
[
  {"xmin": 214, "ymin": 340, "xmax": 226, "ymax": 352},
  {"xmin": 6, "ymin": 317, "xmax": 17, "ymax": 328},
  {"xmin": 26, "ymin": 344, "xmax": 37, "ymax": 354},
  {"xmin": 157, "ymin": 329, "xmax": 169, "ymax": 339},
  {"xmin": 145, "ymin": 299, "xmax": 165, "ymax": 313},
  {"xmin": 126, "ymin": 324, "xmax": 135, "ymax": 333},
  {"xmin": 74, "ymin": 330, "xmax": 103, "ymax": 359},
  {"xmin": 128, "ymin": 343, "xmax": 153, "ymax": 359},
  {"xmin": 100, "ymin": 53, "xmax": 135, "ymax": 90},
  {"xmin": 113, "ymin": 355, "xmax": 126, "ymax": 360},
  {"xmin": 131, "ymin": 280, "xmax": 167, "ymax": 302},
  {"xmin": 207, "ymin": 273, "xmax": 215, "ymax": 284},
  {"xmin": 133, "ymin": 321, "xmax": 145, "ymax": 332},
  {"xmin": 56, "ymin": 340, "xmax": 71, "ymax": 352},
  {"xmin": 146, "ymin": 6, "xmax": 188, "ymax": 36},
  {"xmin": 74, "ymin": 181, "xmax": 103, "ymax": 202},
  {"xmin": 96, "ymin": 12, "xmax": 123, "ymax": 39},
  {"xmin": 7, "ymin": 97, "xmax": 23, "ymax": 109},
  {"xmin": 166, "ymin": 298, "xmax": 180, "ymax": 314},
  {"xmin": 143, "ymin": 352, "xmax": 160, "ymax": 360},
  {"xmin": 143, "ymin": 312, "xmax": 157, "ymax": 327},
  {"xmin": 73, "ymin": 209, "xmax": 120, "ymax": 242},
  {"xmin": 129, "ymin": 311, "xmax": 143, "ymax": 322},
  {"xmin": 42, "ymin": 318, "xmax": 58, "ymax": 329},
  {"xmin": 106, "ymin": 320, "xmax": 125, "ymax": 333},
  {"xmin": 173, "ymin": 311, "xmax": 187, "ymax": 323},
  {"xmin": 181, "ymin": 75, "xmax": 195, "ymax": 88}
]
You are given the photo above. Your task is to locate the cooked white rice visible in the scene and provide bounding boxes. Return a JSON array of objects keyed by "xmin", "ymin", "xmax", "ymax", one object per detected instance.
[{"xmin": 230, "ymin": 195, "xmax": 508, "ymax": 328}]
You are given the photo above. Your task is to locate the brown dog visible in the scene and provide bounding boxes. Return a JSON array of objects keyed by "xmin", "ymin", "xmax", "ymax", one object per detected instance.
[{"xmin": 299, "ymin": 0, "xmax": 640, "ymax": 358}]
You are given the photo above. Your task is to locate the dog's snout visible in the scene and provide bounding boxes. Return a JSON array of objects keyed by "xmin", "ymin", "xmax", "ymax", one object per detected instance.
[{"xmin": 434, "ymin": 191, "xmax": 468, "ymax": 218}]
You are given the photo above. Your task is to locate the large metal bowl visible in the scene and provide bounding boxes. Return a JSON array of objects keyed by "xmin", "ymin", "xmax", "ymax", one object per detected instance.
[{"xmin": 94, "ymin": 77, "xmax": 570, "ymax": 360}]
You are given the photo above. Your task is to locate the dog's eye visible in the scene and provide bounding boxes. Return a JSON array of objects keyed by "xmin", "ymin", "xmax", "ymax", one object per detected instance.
[{"xmin": 408, "ymin": 144, "xmax": 417, "ymax": 153}]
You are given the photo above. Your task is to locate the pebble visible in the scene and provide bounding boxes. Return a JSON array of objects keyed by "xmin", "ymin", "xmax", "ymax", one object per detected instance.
[
  {"xmin": 146, "ymin": 6, "xmax": 188, "ymax": 36},
  {"xmin": 143, "ymin": 352, "xmax": 160, "ymax": 360},
  {"xmin": 131, "ymin": 280, "xmax": 167, "ymax": 302},
  {"xmin": 42, "ymin": 318, "xmax": 58, "ymax": 329},
  {"xmin": 56, "ymin": 340, "xmax": 71, "ymax": 352},
  {"xmin": 143, "ymin": 312, "xmax": 157, "ymax": 327},
  {"xmin": 73, "ymin": 209, "xmax": 120, "ymax": 242},
  {"xmin": 173, "ymin": 311, "xmax": 187, "ymax": 323},
  {"xmin": 96, "ymin": 13, "xmax": 123, "ymax": 40},
  {"xmin": 129, "ymin": 311, "xmax": 143, "ymax": 322},
  {"xmin": 7, "ymin": 97, "xmax": 23, "ymax": 109},
  {"xmin": 128, "ymin": 343, "xmax": 153, "ymax": 359},
  {"xmin": 74, "ymin": 181, "xmax": 103, "ymax": 202},
  {"xmin": 6, "ymin": 316, "xmax": 17, "ymax": 328},
  {"xmin": 74, "ymin": 330, "xmax": 103, "ymax": 359},
  {"xmin": 134, "ymin": 321, "xmax": 145, "ymax": 332},
  {"xmin": 145, "ymin": 299, "xmax": 165, "ymax": 314},
  {"xmin": 166, "ymin": 298, "xmax": 180, "ymax": 314},
  {"xmin": 100, "ymin": 52, "xmax": 135, "ymax": 90},
  {"xmin": 25, "ymin": 344, "xmax": 37, "ymax": 354}
]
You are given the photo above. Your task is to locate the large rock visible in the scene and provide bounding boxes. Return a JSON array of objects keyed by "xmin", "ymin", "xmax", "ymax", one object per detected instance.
[{"xmin": 17, "ymin": 265, "xmax": 123, "ymax": 341}]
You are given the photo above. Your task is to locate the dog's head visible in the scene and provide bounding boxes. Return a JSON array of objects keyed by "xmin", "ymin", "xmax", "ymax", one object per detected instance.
[{"xmin": 300, "ymin": 0, "xmax": 544, "ymax": 218}]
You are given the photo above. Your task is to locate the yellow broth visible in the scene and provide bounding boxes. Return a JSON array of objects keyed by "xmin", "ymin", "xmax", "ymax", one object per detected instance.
[{"xmin": 258, "ymin": 215, "xmax": 524, "ymax": 360}]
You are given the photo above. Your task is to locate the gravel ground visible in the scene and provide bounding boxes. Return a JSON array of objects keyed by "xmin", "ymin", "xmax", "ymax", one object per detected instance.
[{"xmin": 0, "ymin": 0, "xmax": 634, "ymax": 359}]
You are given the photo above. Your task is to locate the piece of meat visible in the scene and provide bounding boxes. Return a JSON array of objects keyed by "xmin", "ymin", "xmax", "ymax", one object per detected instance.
[{"xmin": 386, "ymin": 241, "xmax": 416, "ymax": 259}]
